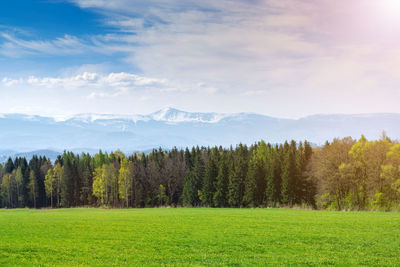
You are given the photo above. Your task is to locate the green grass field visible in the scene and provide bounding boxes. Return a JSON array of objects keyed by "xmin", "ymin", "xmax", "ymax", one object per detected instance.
[{"xmin": 0, "ymin": 208, "xmax": 399, "ymax": 266}]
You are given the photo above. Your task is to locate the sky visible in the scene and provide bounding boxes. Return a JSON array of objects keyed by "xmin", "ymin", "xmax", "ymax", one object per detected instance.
[{"xmin": 0, "ymin": 0, "xmax": 400, "ymax": 118}]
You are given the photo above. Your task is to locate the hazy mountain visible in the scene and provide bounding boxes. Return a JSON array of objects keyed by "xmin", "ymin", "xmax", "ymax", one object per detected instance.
[
  {"xmin": 0, "ymin": 108, "xmax": 399, "ymax": 158},
  {"xmin": 0, "ymin": 149, "xmax": 59, "ymax": 162}
]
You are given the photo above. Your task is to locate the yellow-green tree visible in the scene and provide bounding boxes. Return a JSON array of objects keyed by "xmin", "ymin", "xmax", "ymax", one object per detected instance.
[
  {"xmin": 157, "ymin": 184, "xmax": 168, "ymax": 206},
  {"xmin": 45, "ymin": 168, "xmax": 56, "ymax": 208},
  {"xmin": 53, "ymin": 163, "xmax": 64, "ymax": 208},
  {"xmin": 15, "ymin": 167, "xmax": 24, "ymax": 207},
  {"xmin": 1, "ymin": 173, "xmax": 13, "ymax": 208},
  {"xmin": 93, "ymin": 165, "xmax": 106, "ymax": 205},
  {"xmin": 348, "ymin": 135, "xmax": 392, "ymax": 210},
  {"xmin": 28, "ymin": 170, "xmax": 38, "ymax": 209},
  {"xmin": 348, "ymin": 135, "xmax": 369, "ymax": 209},
  {"xmin": 312, "ymin": 137, "xmax": 355, "ymax": 210},
  {"xmin": 379, "ymin": 143, "xmax": 400, "ymax": 209},
  {"xmin": 118, "ymin": 157, "xmax": 132, "ymax": 207}
]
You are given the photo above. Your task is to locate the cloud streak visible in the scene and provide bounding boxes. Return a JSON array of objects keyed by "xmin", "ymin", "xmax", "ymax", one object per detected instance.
[
  {"xmin": 0, "ymin": 33, "xmax": 93, "ymax": 57},
  {"xmin": 1, "ymin": 0, "xmax": 400, "ymax": 117},
  {"xmin": 1, "ymin": 72, "xmax": 169, "ymax": 97}
]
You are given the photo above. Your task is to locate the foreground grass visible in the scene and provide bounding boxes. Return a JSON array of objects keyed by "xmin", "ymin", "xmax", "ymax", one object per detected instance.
[{"xmin": 0, "ymin": 208, "xmax": 399, "ymax": 266}]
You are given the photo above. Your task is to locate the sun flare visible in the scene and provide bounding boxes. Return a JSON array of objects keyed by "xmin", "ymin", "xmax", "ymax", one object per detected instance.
[
  {"xmin": 387, "ymin": 0, "xmax": 400, "ymax": 8},
  {"xmin": 379, "ymin": 0, "xmax": 400, "ymax": 16}
]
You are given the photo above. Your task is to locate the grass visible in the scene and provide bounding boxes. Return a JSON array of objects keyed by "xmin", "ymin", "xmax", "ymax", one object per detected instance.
[{"xmin": 0, "ymin": 208, "xmax": 399, "ymax": 266}]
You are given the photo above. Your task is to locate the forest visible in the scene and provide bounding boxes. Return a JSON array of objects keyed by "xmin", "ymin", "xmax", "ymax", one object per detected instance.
[{"xmin": 1, "ymin": 134, "xmax": 400, "ymax": 211}]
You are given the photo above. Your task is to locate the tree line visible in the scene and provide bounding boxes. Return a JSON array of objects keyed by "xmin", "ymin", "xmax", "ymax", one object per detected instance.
[{"xmin": 1, "ymin": 135, "xmax": 400, "ymax": 210}]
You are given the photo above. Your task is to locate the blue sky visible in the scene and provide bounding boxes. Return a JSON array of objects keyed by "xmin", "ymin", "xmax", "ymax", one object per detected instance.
[
  {"xmin": 1, "ymin": 0, "xmax": 400, "ymax": 118},
  {"xmin": 0, "ymin": 0, "xmax": 126, "ymax": 75}
]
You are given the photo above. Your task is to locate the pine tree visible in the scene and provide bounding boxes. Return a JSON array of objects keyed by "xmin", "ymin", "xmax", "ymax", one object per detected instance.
[
  {"xmin": 295, "ymin": 141, "xmax": 305, "ymax": 204},
  {"xmin": 281, "ymin": 141, "xmax": 297, "ymax": 205},
  {"xmin": 61, "ymin": 156, "xmax": 75, "ymax": 207},
  {"xmin": 254, "ymin": 142, "xmax": 268, "ymax": 206},
  {"xmin": 182, "ymin": 170, "xmax": 197, "ymax": 206},
  {"xmin": 243, "ymin": 152, "xmax": 257, "ymax": 207},
  {"xmin": 201, "ymin": 149, "xmax": 218, "ymax": 206},
  {"xmin": 228, "ymin": 144, "xmax": 248, "ymax": 207},
  {"xmin": 184, "ymin": 148, "xmax": 192, "ymax": 170},
  {"xmin": 281, "ymin": 141, "xmax": 299, "ymax": 205},
  {"xmin": 302, "ymin": 141, "xmax": 316, "ymax": 207},
  {"xmin": 5, "ymin": 158, "xmax": 15, "ymax": 174},
  {"xmin": 192, "ymin": 153, "xmax": 205, "ymax": 206},
  {"xmin": 213, "ymin": 152, "xmax": 229, "ymax": 207},
  {"xmin": 266, "ymin": 146, "xmax": 282, "ymax": 206},
  {"xmin": 79, "ymin": 156, "xmax": 93, "ymax": 206}
]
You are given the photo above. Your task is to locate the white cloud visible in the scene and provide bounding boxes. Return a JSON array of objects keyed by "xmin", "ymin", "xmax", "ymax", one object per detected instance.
[
  {"xmin": 66, "ymin": 0, "xmax": 400, "ymax": 92},
  {"xmin": 242, "ymin": 90, "xmax": 267, "ymax": 97},
  {"xmin": 39, "ymin": 72, "xmax": 163, "ymax": 88},
  {"xmin": 0, "ymin": 33, "xmax": 92, "ymax": 57},
  {"xmin": 1, "ymin": 72, "xmax": 169, "ymax": 97},
  {"xmin": 0, "ymin": 72, "xmax": 220, "ymax": 106},
  {"xmin": 2, "ymin": 0, "xmax": 400, "ymax": 117},
  {"xmin": 1, "ymin": 77, "xmax": 23, "ymax": 87}
]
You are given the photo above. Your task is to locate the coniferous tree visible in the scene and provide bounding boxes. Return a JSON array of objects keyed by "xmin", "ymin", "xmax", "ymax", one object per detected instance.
[
  {"xmin": 61, "ymin": 156, "xmax": 75, "ymax": 207},
  {"xmin": 281, "ymin": 141, "xmax": 298, "ymax": 205},
  {"xmin": 254, "ymin": 142, "xmax": 268, "ymax": 206},
  {"xmin": 201, "ymin": 148, "xmax": 218, "ymax": 206},
  {"xmin": 294, "ymin": 142, "xmax": 305, "ymax": 204},
  {"xmin": 266, "ymin": 146, "xmax": 282, "ymax": 206},
  {"xmin": 5, "ymin": 158, "xmax": 15, "ymax": 174},
  {"xmin": 302, "ymin": 141, "xmax": 316, "ymax": 207},
  {"xmin": 0, "ymin": 139, "xmax": 338, "ymax": 210},
  {"xmin": 192, "ymin": 153, "xmax": 205, "ymax": 206},
  {"xmin": 182, "ymin": 170, "xmax": 197, "ymax": 206},
  {"xmin": 228, "ymin": 144, "xmax": 248, "ymax": 207},
  {"xmin": 243, "ymin": 152, "xmax": 258, "ymax": 207},
  {"xmin": 131, "ymin": 154, "xmax": 147, "ymax": 207},
  {"xmin": 213, "ymin": 151, "xmax": 230, "ymax": 207}
]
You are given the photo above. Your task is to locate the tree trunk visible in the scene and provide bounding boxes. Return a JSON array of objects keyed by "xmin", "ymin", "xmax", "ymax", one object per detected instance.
[
  {"xmin": 57, "ymin": 180, "xmax": 60, "ymax": 208},
  {"xmin": 126, "ymin": 186, "xmax": 129, "ymax": 208}
]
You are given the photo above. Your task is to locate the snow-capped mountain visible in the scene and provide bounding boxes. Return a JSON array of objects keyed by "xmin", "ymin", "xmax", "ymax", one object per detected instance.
[
  {"xmin": 1, "ymin": 108, "xmax": 400, "ymax": 157},
  {"xmin": 56, "ymin": 107, "xmax": 229, "ymax": 124},
  {"xmin": 148, "ymin": 108, "xmax": 228, "ymax": 123}
]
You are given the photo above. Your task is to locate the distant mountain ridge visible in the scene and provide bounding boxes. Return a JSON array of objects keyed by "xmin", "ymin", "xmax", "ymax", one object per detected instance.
[
  {"xmin": 1, "ymin": 108, "xmax": 399, "ymax": 159},
  {"xmin": 53, "ymin": 107, "xmax": 242, "ymax": 124}
]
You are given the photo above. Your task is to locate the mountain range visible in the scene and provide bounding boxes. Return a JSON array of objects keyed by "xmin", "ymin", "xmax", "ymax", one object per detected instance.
[{"xmin": 1, "ymin": 107, "xmax": 399, "ymax": 160}]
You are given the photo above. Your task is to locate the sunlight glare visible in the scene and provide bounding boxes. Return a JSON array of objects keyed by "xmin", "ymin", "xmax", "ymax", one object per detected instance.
[{"xmin": 379, "ymin": 0, "xmax": 400, "ymax": 18}]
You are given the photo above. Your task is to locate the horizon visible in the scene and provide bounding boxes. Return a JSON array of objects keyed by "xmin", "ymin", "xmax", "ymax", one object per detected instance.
[
  {"xmin": 2, "ymin": 106, "xmax": 400, "ymax": 121},
  {"xmin": 1, "ymin": 106, "xmax": 399, "ymax": 155},
  {"xmin": 1, "ymin": 0, "xmax": 400, "ymax": 118}
]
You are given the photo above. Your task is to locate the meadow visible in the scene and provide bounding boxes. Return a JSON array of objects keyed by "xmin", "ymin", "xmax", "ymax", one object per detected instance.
[{"xmin": 0, "ymin": 208, "xmax": 399, "ymax": 266}]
